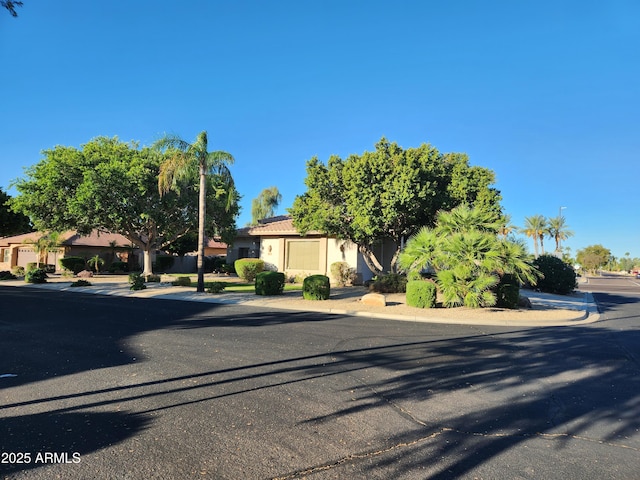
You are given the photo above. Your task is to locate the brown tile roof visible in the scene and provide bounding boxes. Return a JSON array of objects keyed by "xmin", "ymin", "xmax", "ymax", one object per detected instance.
[
  {"xmin": 236, "ymin": 215, "xmax": 323, "ymax": 237},
  {"xmin": 0, "ymin": 230, "xmax": 133, "ymax": 248}
]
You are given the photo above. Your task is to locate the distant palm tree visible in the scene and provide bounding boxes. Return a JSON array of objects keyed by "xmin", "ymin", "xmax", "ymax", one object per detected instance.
[
  {"xmin": 23, "ymin": 231, "xmax": 62, "ymax": 268},
  {"xmin": 155, "ymin": 131, "xmax": 234, "ymax": 292},
  {"xmin": 547, "ymin": 215, "xmax": 573, "ymax": 253},
  {"xmin": 521, "ymin": 215, "xmax": 547, "ymax": 258}
]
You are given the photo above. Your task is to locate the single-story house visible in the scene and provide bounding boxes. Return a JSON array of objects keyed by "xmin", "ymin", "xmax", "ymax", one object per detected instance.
[
  {"xmin": 0, "ymin": 230, "xmax": 229, "ymax": 273},
  {"xmin": 227, "ymin": 215, "xmax": 396, "ymax": 284},
  {"xmin": 0, "ymin": 231, "xmax": 138, "ymax": 272}
]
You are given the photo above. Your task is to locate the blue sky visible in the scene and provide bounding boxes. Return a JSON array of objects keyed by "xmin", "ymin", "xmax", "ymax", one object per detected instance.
[{"xmin": 1, "ymin": 1, "xmax": 639, "ymax": 259}]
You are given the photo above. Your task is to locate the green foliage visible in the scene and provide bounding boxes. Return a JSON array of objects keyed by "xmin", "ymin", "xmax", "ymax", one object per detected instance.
[
  {"xmin": 25, "ymin": 268, "xmax": 47, "ymax": 284},
  {"xmin": 399, "ymin": 204, "xmax": 540, "ymax": 308},
  {"xmin": 26, "ymin": 262, "xmax": 55, "ymax": 273},
  {"xmin": 0, "ymin": 270, "xmax": 17, "ymax": 280},
  {"xmin": 59, "ymin": 256, "xmax": 87, "ymax": 274},
  {"xmin": 406, "ymin": 280, "xmax": 437, "ymax": 308},
  {"xmin": 494, "ymin": 273, "xmax": 520, "ymax": 309},
  {"xmin": 290, "ymin": 137, "xmax": 502, "ymax": 275},
  {"xmin": 154, "ymin": 256, "xmax": 175, "ymax": 273},
  {"xmin": 171, "ymin": 276, "xmax": 192, "ymax": 286},
  {"xmin": 368, "ymin": 273, "xmax": 408, "ymax": 293},
  {"xmin": 204, "ymin": 255, "xmax": 226, "ymax": 273},
  {"xmin": 128, "ymin": 272, "xmax": 146, "ymax": 290},
  {"xmin": 576, "ymin": 244, "xmax": 611, "ymax": 274},
  {"xmin": 234, "ymin": 258, "xmax": 265, "ymax": 282},
  {"xmin": 303, "ymin": 274, "xmax": 331, "ymax": 300},
  {"xmin": 87, "ymin": 255, "xmax": 105, "ymax": 273},
  {"xmin": 251, "ymin": 186, "xmax": 282, "ymax": 225},
  {"xmin": 330, "ymin": 261, "xmax": 354, "ymax": 287},
  {"xmin": 11, "ymin": 266, "xmax": 25, "ymax": 277},
  {"xmin": 108, "ymin": 261, "xmax": 128, "ymax": 273},
  {"xmin": 10, "ymin": 136, "xmax": 239, "ymax": 277},
  {"xmin": 206, "ymin": 281, "xmax": 226, "ymax": 294},
  {"xmin": 164, "ymin": 232, "xmax": 198, "ymax": 257},
  {"xmin": 70, "ymin": 279, "xmax": 92, "ymax": 287},
  {"xmin": 145, "ymin": 274, "xmax": 161, "ymax": 283},
  {"xmin": 532, "ymin": 255, "xmax": 577, "ymax": 295},
  {"xmin": 255, "ymin": 271, "xmax": 285, "ymax": 296},
  {"xmin": 0, "ymin": 187, "xmax": 31, "ymax": 236}
]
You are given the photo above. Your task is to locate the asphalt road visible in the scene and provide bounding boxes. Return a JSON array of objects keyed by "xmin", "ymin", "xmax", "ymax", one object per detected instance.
[{"xmin": 1, "ymin": 279, "xmax": 639, "ymax": 479}]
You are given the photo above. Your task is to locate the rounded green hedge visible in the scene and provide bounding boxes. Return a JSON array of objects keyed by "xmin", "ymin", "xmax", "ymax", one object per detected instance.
[
  {"xmin": 303, "ymin": 274, "xmax": 330, "ymax": 300},
  {"xmin": 532, "ymin": 255, "xmax": 577, "ymax": 295},
  {"xmin": 406, "ymin": 280, "xmax": 436, "ymax": 308},
  {"xmin": 234, "ymin": 258, "xmax": 265, "ymax": 282},
  {"xmin": 255, "ymin": 271, "xmax": 285, "ymax": 296}
]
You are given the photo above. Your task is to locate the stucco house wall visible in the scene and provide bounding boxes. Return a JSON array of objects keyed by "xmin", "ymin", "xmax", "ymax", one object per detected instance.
[{"xmin": 228, "ymin": 216, "xmax": 395, "ymax": 284}]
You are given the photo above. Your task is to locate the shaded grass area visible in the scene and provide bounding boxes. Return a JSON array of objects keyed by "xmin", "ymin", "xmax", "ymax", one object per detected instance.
[{"xmin": 165, "ymin": 274, "xmax": 303, "ymax": 293}]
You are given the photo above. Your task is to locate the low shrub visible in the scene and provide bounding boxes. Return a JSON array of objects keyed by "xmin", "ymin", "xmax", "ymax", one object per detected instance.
[
  {"xmin": 108, "ymin": 261, "xmax": 128, "ymax": 273},
  {"xmin": 303, "ymin": 274, "xmax": 330, "ymax": 300},
  {"xmin": 70, "ymin": 279, "xmax": 92, "ymax": 287},
  {"xmin": 0, "ymin": 271, "xmax": 17, "ymax": 280},
  {"xmin": 145, "ymin": 274, "xmax": 161, "ymax": 283},
  {"xmin": 330, "ymin": 261, "xmax": 355, "ymax": 287},
  {"xmin": 207, "ymin": 282, "xmax": 226, "ymax": 294},
  {"xmin": 205, "ymin": 256, "xmax": 226, "ymax": 273},
  {"xmin": 406, "ymin": 280, "xmax": 437, "ymax": 308},
  {"xmin": 234, "ymin": 258, "xmax": 265, "ymax": 282},
  {"xmin": 172, "ymin": 276, "xmax": 192, "ymax": 287},
  {"xmin": 255, "ymin": 271, "xmax": 285, "ymax": 296},
  {"xmin": 25, "ymin": 268, "xmax": 47, "ymax": 284},
  {"xmin": 11, "ymin": 266, "xmax": 25, "ymax": 277},
  {"xmin": 60, "ymin": 256, "xmax": 86, "ymax": 274},
  {"xmin": 128, "ymin": 272, "xmax": 146, "ymax": 291},
  {"xmin": 532, "ymin": 255, "xmax": 577, "ymax": 295},
  {"xmin": 368, "ymin": 273, "xmax": 408, "ymax": 293},
  {"xmin": 494, "ymin": 273, "xmax": 520, "ymax": 309}
]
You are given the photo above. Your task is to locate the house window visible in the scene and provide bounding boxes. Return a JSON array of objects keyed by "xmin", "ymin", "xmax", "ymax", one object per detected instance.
[
  {"xmin": 286, "ymin": 240, "xmax": 320, "ymax": 270},
  {"xmin": 2, "ymin": 249, "xmax": 9, "ymax": 263},
  {"xmin": 238, "ymin": 247, "xmax": 250, "ymax": 259}
]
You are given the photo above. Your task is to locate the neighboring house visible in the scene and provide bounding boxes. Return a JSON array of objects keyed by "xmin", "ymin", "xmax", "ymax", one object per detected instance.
[
  {"xmin": 227, "ymin": 215, "xmax": 396, "ymax": 283},
  {"xmin": 0, "ymin": 230, "xmax": 230, "ymax": 273},
  {"xmin": 0, "ymin": 231, "xmax": 139, "ymax": 272}
]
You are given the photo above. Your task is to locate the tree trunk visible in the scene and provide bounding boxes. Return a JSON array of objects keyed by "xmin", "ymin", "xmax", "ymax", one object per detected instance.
[
  {"xmin": 358, "ymin": 244, "xmax": 384, "ymax": 276},
  {"xmin": 196, "ymin": 166, "xmax": 207, "ymax": 293},
  {"xmin": 389, "ymin": 244, "xmax": 402, "ymax": 274},
  {"xmin": 142, "ymin": 247, "xmax": 154, "ymax": 276}
]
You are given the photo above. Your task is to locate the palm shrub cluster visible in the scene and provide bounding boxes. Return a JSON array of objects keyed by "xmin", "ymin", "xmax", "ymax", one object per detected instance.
[{"xmin": 399, "ymin": 205, "xmax": 540, "ymax": 308}]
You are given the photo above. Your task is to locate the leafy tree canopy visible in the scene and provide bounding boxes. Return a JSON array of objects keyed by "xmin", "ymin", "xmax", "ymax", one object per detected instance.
[
  {"xmin": 576, "ymin": 244, "xmax": 611, "ymax": 273},
  {"xmin": 290, "ymin": 137, "xmax": 502, "ymax": 274},
  {"xmin": 251, "ymin": 186, "xmax": 281, "ymax": 225},
  {"xmin": 10, "ymin": 136, "xmax": 238, "ymax": 274},
  {"xmin": 0, "ymin": 187, "xmax": 32, "ymax": 236}
]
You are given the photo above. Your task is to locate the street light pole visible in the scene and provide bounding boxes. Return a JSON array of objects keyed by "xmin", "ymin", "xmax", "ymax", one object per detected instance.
[{"xmin": 558, "ymin": 206, "xmax": 567, "ymax": 254}]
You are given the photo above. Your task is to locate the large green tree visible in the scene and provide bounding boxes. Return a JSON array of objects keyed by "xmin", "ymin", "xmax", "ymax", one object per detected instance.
[
  {"xmin": 576, "ymin": 244, "xmax": 611, "ymax": 274},
  {"xmin": 155, "ymin": 131, "xmax": 235, "ymax": 292},
  {"xmin": 11, "ymin": 136, "xmax": 238, "ymax": 275},
  {"xmin": 0, "ymin": 187, "xmax": 32, "ymax": 236},
  {"xmin": 250, "ymin": 186, "xmax": 282, "ymax": 225},
  {"xmin": 290, "ymin": 138, "xmax": 502, "ymax": 275}
]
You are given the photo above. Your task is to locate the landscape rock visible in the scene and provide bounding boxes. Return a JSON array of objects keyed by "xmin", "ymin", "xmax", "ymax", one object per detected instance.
[
  {"xmin": 361, "ymin": 293, "xmax": 386, "ymax": 307},
  {"xmin": 518, "ymin": 295, "xmax": 532, "ymax": 309},
  {"xmin": 77, "ymin": 270, "xmax": 94, "ymax": 278}
]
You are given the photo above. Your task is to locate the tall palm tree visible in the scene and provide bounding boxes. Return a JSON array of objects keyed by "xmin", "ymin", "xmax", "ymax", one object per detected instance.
[
  {"xmin": 521, "ymin": 215, "xmax": 547, "ymax": 258},
  {"xmin": 547, "ymin": 215, "xmax": 573, "ymax": 253},
  {"xmin": 155, "ymin": 131, "xmax": 234, "ymax": 292}
]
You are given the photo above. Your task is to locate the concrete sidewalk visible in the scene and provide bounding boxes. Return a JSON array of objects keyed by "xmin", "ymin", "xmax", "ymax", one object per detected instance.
[{"xmin": 3, "ymin": 275, "xmax": 600, "ymax": 327}]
